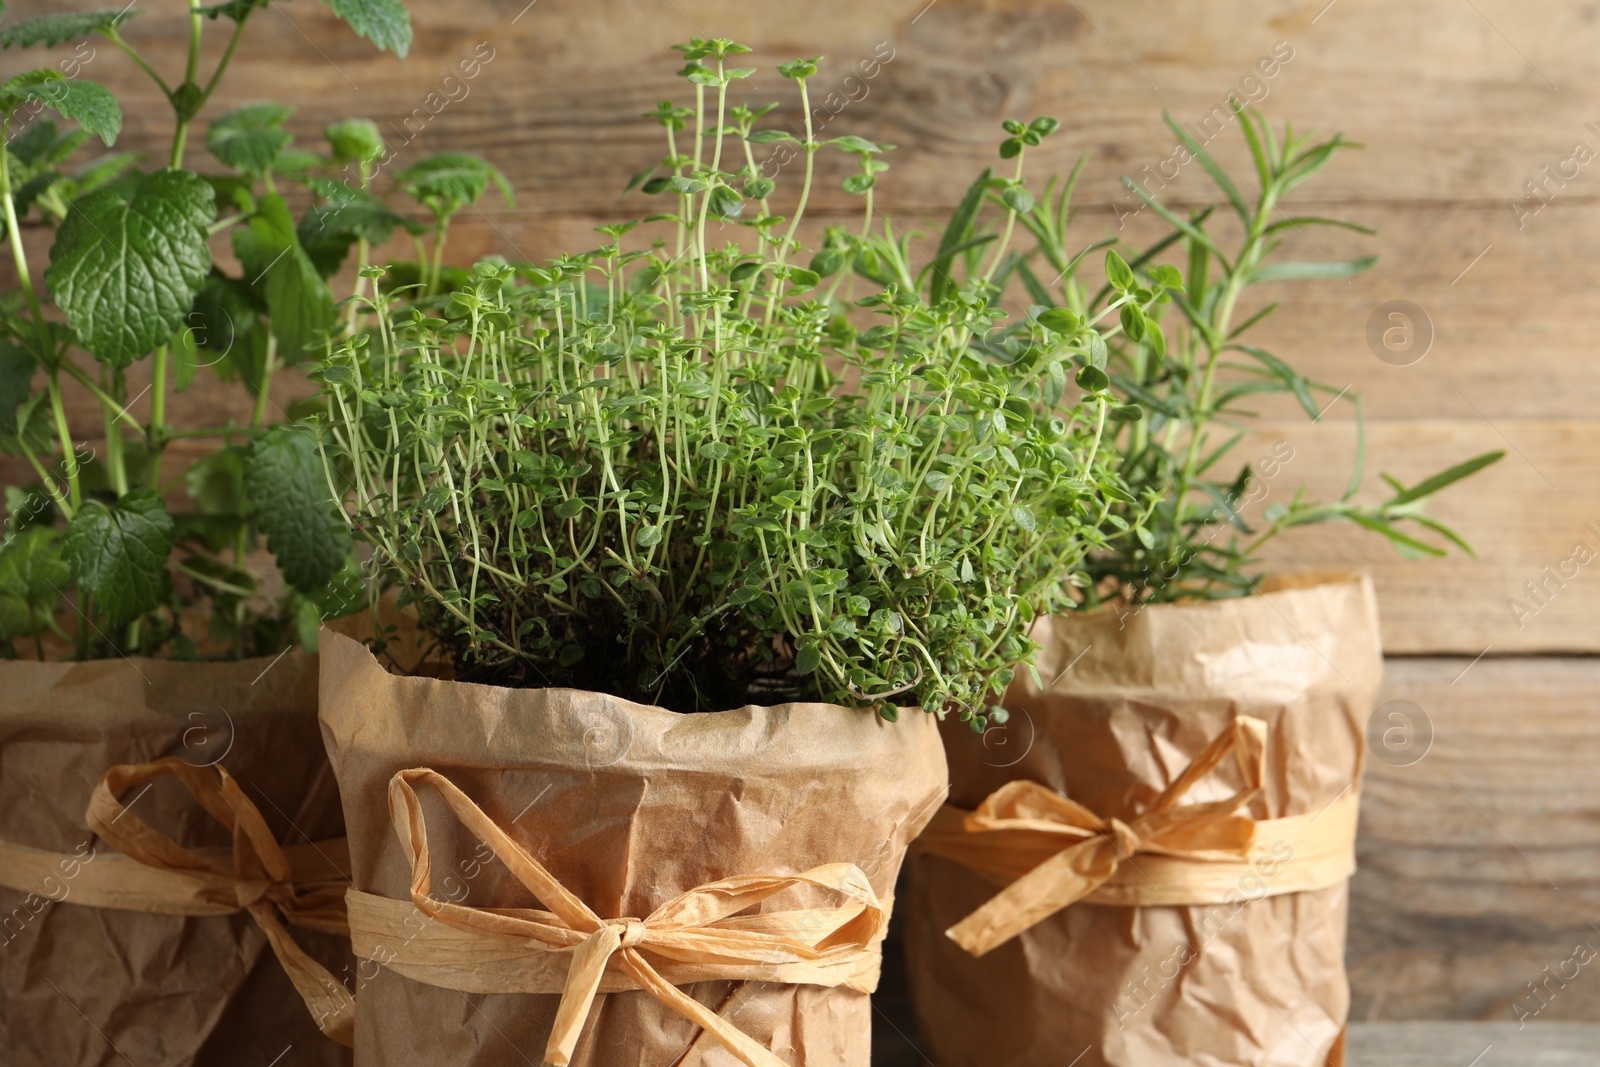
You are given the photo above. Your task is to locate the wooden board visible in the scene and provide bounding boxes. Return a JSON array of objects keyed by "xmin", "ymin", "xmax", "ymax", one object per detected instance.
[
  {"xmin": 1349, "ymin": 657, "xmax": 1600, "ymax": 1023},
  {"xmin": 3, "ymin": 0, "xmax": 1597, "ymax": 652},
  {"xmin": 1345, "ymin": 1022, "xmax": 1600, "ymax": 1067}
]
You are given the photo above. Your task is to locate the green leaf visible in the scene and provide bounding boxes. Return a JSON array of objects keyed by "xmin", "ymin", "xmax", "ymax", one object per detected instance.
[
  {"xmin": 1233, "ymin": 345, "xmax": 1320, "ymax": 419},
  {"xmin": 1037, "ymin": 307, "xmax": 1080, "ymax": 334},
  {"xmin": 0, "ymin": 525, "xmax": 69, "ymax": 638},
  {"xmin": 299, "ymin": 180, "xmax": 407, "ymax": 276},
  {"xmin": 794, "ymin": 642, "xmax": 821, "ymax": 674},
  {"xmin": 322, "ymin": 0, "xmax": 411, "ymax": 57},
  {"xmin": 234, "ymin": 192, "xmax": 334, "ymax": 361},
  {"xmin": 200, "ymin": 0, "xmax": 269, "ymax": 21},
  {"xmin": 1118, "ymin": 177, "xmax": 1228, "ymax": 267},
  {"xmin": 827, "ymin": 134, "xmax": 882, "ymax": 154},
  {"xmin": 0, "ymin": 10, "xmax": 138, "ymax": 49},
  {"xmin": 1247, "ymin": 256, "xmax": 1379, "ymax": 284},
  {"xmin": 1163, "ymin": 111, "xmax": 1249, "ymax": 225},
  {"xmin": 929, "ymin": 167, "xmax": 992, "ymax": 306},
  {"xmin": 46, "ymin": 168, "xmax": 216, "ymax": 367},
  {"xmin": 1001, "ymin": 185, "xmax": 1033, "ymax": 214},
  {"xmin": 0, "ymin": 341, "xmax": 37, "ymax": 436},
  {"xmin": 0, "ymin": 391, "xmax": 55, "ymax": 457},
  {"xmin": 62, "ymin": 488, "xmax": 175, "ymax": 624},
  {"xmin": 206, "ymin": 102, "xmax": 293, "ymax": 177},
  {"xmin": 1386, "ymin": 451, "xmax": 1504, "ymax": 507},
  {"xmin": 397, "ymin": 152, "xmax": 514, "ymax": 213},
  {"xmin": 245, "ymin": 426, "xmax": 351, "ymax": 591},
  {"xmin": 11, "ymin": 78, "xmax": 121, "ymax": 145},
  {"xmin": 1347, "ymin": 513, "xmax": 1447, "ymax": 558},
  {"xmin": 1104, "ymin": 248, "xmax": 1135, "ymax": 291},
  {"xmin": 185, "ymin": 445, "xmax": 252, "ymax": 516},
  {"xmin": 1262, "ymin": 215, "xmax": 1377, "ymax": 237},
  {"xmin": 1075, "ymin": 365, "xmax": 1109, "ymax": 392},
  {"xmin": 324, "ymin": 118, "xmax": 384, "ymax": 165}
]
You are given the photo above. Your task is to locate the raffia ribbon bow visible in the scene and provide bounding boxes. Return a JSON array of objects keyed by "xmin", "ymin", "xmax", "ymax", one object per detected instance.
[
  {"xmin": 921, "ymin": 716, "xmax": 1360, "ymax": 957},
  {"xmin": 81, "ymin": 759, "xmax": 357, "ymax": 1045},
  {"xmin": 345, "ymin": 768, "xmax": 888, "ymax": 1067}
]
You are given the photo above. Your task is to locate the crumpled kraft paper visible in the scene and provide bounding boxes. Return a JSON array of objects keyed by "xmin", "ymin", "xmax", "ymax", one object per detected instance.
[
  {"xmin": 0, "ymin": 652, "xmax": 352, "ymax": 1067},
  {"xmin": 316, "ymin": 630, "xmax": 949, "ymax": 1067},
  {"xmin": 905, "ymin": 573, "xmax": 1381, "ymax": 1067}
]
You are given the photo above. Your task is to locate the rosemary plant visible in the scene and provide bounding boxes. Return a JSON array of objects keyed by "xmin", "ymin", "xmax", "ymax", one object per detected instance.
[
  {"xmin": 317, "ymin": 41, "xmax": 1156, "ymax": 720},
  {"xmin": 1013, "ymin": 107, "xmax": 1502, "ymax": 604}
]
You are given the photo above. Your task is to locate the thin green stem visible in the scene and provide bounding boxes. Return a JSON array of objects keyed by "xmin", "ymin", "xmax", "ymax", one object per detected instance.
[
  {"xmin": 147, "ymin": 343, "xmax": 168, "ymax": 486},
  {"xmin": 45, "ymin": 372, "xmax": 82, "ymax": 510},
  {"xmin": 104, "ymin": 30, "xmax": 173, "ymax": 100}
]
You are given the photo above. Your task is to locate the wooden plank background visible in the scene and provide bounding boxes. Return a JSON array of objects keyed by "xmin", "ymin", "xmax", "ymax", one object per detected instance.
[{"xmin": 5, "ymin": 0, "xmax": 1597, "ymax": 1026}]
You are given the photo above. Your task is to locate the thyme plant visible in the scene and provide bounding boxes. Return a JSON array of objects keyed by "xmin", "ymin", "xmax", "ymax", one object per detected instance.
[
  {"xmin": 317, "ymin": 41, "xmax": 1156, "ymax": 720},
  {"xmin": 1014, "ymin": 108, "xmax": 1502, "ymax": 604}
]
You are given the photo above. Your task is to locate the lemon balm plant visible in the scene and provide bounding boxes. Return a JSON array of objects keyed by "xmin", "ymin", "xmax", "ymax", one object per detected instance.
[
  {"xmin": 316, "ymin": 41, "xmax": 1156, "ymax": 721},
  {"xmin": 0, "ymin": 0, "xmax": 509, "ymax": 658},
  {"xmin": 1014, "ymin": 108, "xmax": 1501, "ymax": 605}
]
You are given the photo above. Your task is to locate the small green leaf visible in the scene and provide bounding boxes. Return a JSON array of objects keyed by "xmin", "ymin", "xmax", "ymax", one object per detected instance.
[
  {"xmin": 398, "ymin": 152, "xmax": 514, "ymax": 212},
  {"xmin": 1001, "ymin": 185, "xmax": 1034, "ymax": 214},
  {"xmin": 244, "ymin": 427, "xmax": 351, "ymax": 591},
  {"xmin": 322, "ymin": 0, "xmax": 411, "ymax": 56},
  {"xmin": 9, "ymin": 77, "xmax": 121, "ymax": 145},
  {"xmin": 1037, "ymin": 307, "xmax": 1080, "ymax": 334},
  {"xmin": 636, "ymin": 523, "xmax": 663, "ymax": 547},
  {"xmin": 1120, "ymin": 303, "xmax": 1147, "ymax": 342},
  {"xmin": 1105, "ymin": 248, "xmax": 1135, "ymax": 291},
  {"xmin": 1075, "ymin": 365, "xmax": 1110, "ymax": 392},
  {"xmin": 1247, "ymin": 256, "xmax": 1379, "ymax": 284},
  {"xmin": 0, "ymin": 10, "xmax": 138, "ymax": 49},
  {"xmin": 794, "ymin": 642, "xmax": 821, "ymax": 674},
  {"xmin": 207, "ymin": 102, "xmax": 293, "ymax": 177},
  {"xmin": 787, "ymin": 267, "xmax": 821, "ymax": 292},
  {"xmin": 1387, "ymin": 451, "xmax": 1504, "ymax": 506},
  {"xmin": 62, "ymin": 488, "xmax": 175, "ymax": 624},
  {"xmin": 325, "ymin": 117, "xmax": 384, "ymax": 165}
]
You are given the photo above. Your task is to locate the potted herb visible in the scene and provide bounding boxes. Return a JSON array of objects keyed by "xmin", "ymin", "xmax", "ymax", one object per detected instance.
[
  {"xmin": 904, "ymin": 111, "xmax": 1502, "ymax": 1067},
  {"xmin": 312, "ymin": 40, "xmax": 1151, "ymax": 1066},
  {"xmin": 0, "ymin": 2, "xmax": 498, "ymax": 1062}
]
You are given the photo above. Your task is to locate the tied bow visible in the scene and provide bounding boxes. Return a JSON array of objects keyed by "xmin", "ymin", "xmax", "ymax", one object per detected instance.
[
  {"xmin": 352, "ymin": 767, "xmax": 888, "ymax": 1067},
  {"xmin": 86, "ymin": 758, "xmax": 356, "ymax": 1045},
  {"xmin": 929, "ymin": 715, "xmax": 1270, "ymax": 956}
]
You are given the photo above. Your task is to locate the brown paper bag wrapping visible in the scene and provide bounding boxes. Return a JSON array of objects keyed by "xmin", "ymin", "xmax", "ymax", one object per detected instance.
[
  {"xmin": 316, "ymin": 630, "xmax": 948, "ymax": 1066},
  {"xmin": 0, "ymin": 653, "xmax": 352, "ymax": 1067},
  {"xmin": 905, "ymin": 574, "xmax": 1381, "ymax": 1067}
]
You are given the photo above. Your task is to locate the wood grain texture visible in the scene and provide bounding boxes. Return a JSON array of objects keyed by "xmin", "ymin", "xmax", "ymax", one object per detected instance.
[
  {"xmin": 2, "ymin": 0, "xmax": 1596, "ymax": 652},
  {"xmin": 1349, "ymin": 657, "xmax": 1600, "ymax": 1023},
  {"xmin": 1345, "ymin": 1022, "xmax": 1600, "ymax": 1067}
]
